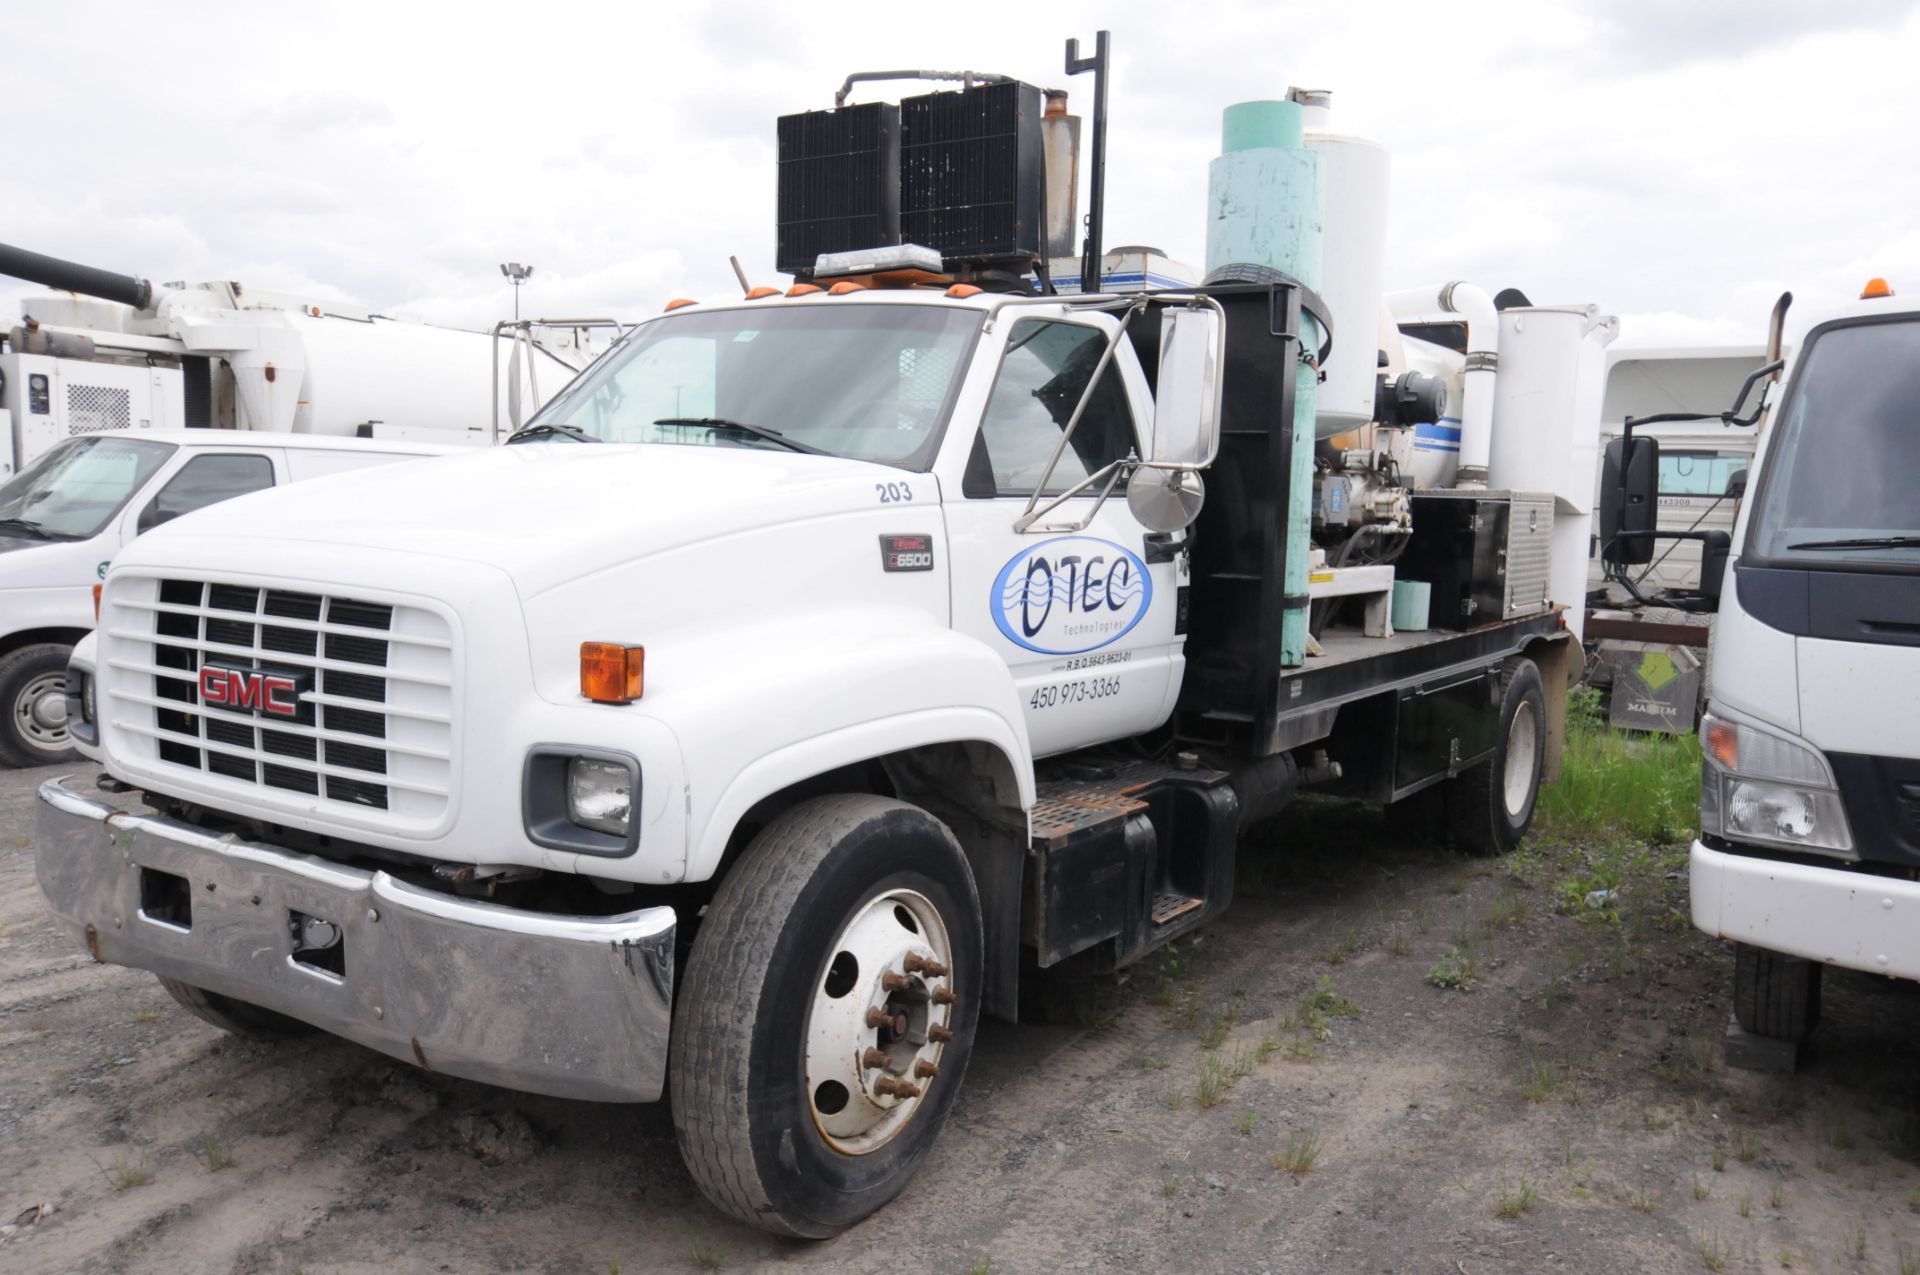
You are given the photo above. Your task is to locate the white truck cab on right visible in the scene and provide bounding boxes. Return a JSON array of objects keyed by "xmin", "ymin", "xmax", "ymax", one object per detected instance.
[{"xmin": 1684, "ymin": 279, "xmax": 1920, "ymax": 1044}]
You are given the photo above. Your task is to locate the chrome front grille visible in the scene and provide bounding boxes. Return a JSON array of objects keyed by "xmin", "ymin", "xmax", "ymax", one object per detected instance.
[{"xmin": 102, "ymin": 575, "xmax": 455, "ymax": 823}]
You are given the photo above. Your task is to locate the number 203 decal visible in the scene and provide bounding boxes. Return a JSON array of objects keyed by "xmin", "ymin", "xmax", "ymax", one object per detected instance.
[
  {"xmin": 875, "ymin": 481, "xmax": 913, "ymax": 503},
  {"xmin": 991, "ymin": 535, "xmax": 1152, "ymax": 656}
]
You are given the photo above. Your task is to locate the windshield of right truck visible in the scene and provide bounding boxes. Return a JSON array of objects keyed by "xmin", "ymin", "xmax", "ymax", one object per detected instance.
[
  {"xmin": 527, "ymin": 303, "xmax": 982, "ymax": 470},
  {"xmin": 1747, "ymin": 317, "xmax": 1920, "ymax": 568},
  {"xmin": 0, "ymin": 436, "xmax": 177, "ymax": 541}
]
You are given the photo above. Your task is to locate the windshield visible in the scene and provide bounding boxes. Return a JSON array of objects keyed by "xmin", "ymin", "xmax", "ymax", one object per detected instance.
[
  {"xmin": 528, "ymin": 303, "xmax": 981, "ymax": 468},
  {"xmin": 0, "ymin": 436, "xmax": 177, "ymax": 540},
  {"xmin": 1748, "ymin": 317, "xmax": 1920, "ymax": 568}
]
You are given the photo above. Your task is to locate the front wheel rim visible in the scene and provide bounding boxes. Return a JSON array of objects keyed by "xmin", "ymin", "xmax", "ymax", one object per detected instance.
[
  {"xmin": 14, "ymin": 671, "xmax": 71, "ymax": 752},
  {"xmin": 1503, "ymin": 700, "xmax": 1539, "ymax": 818},
  {"xmin": 804, "ymin": 887, "xmax": 954, "ymax": 1156}
]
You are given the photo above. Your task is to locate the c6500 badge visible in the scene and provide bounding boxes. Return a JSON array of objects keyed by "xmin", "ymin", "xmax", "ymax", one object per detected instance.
[{"xmin": 879, "ymin": 534, "xmax": 935, "ymax": 573}]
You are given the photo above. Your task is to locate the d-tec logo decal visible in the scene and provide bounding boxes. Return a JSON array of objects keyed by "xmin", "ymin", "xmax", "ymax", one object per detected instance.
[{"xmin": 990, "ymin": 536, "xmax": 1151, "ymax": 655}]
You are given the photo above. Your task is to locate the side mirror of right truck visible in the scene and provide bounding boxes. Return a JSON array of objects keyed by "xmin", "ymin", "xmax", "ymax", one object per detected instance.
[{"xmin": 1598, "ymin": 434, "xmax": 1659, "ymax": 567}]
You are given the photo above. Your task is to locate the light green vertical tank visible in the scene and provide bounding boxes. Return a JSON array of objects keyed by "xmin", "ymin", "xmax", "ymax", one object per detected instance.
[{"xmin": 1206, "ymin": 99, "xmax": 1323, "ymax": 667}]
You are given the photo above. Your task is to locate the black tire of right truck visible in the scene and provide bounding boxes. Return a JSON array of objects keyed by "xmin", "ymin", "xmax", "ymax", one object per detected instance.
[
  {"xmin": 157, "ymin": 976, "xmax": 316, "ymax": 1040},
  {"xmin": 1733, "ymin": 944, "xmax": 1823, "ymax": 1042},
  {"xmin": 1446, "ymin": 657, "xmax": 1547, "ymax": 856}
]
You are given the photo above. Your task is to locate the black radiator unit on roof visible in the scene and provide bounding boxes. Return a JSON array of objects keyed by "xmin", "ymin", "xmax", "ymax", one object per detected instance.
[
  {"xmin": 775, "ymin": 101, "xmax": 902, "ymax": 277},
  {"xmin": 899, "ymin": 80, "xmax": 1045, "ymax": 268}
]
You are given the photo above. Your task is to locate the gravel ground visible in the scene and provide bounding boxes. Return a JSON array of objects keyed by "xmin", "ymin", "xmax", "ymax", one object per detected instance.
[{"xmin": 5, "ymin": 761, "xmax": 1920, "ymax": 1275}]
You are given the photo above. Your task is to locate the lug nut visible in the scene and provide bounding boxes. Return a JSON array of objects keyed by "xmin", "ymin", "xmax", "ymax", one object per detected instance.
[
  {"xmin": 932, "ymin": 987, "xmax": 955, "ymax": 1006},
  {"xmin": 928, "ymin": 1025, "xmax": 954, "ymax": 1044},
  {"xmin": 874, "ymin": 1077, "xmax": 923, "ymax": 1099},
  {"xmin": 881, "ymin": 970, "xmax": 911, "ymax": 991},
  {"xmin": 862, "ymin": 1048, "xmax": 891, "ymax": 1070},
  {"xmin": 904, "ymin": 952, "xmax": 950, "ymax": 978},
  {"xmin": 914, "ymin": 1059, "xmax": 940, "ymax": 1080},
  {"xmin": 865, "ymin": 1007, "xmax": 891, "ymax": 1029}
]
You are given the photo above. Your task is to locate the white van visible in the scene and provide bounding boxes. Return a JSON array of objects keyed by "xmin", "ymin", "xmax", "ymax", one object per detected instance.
[{"xmin": 0, "ymin": 430, "xmax": 456, "ymax": 765}]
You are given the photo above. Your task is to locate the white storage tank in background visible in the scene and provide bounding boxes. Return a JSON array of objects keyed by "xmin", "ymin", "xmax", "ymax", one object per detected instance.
[
  {"xmin": 1400, "ymin": 333, "xmax": 1464, "ymax": 489},
  {"xmin": 1487, "ymin": 303, "xmax": 1619, "ymax": 642},
  {"xmin": 1299, "ymin": 91, "xmax": 1390, "ymax": 439}
]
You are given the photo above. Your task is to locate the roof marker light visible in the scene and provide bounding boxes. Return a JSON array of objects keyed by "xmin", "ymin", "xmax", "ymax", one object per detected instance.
[
  {"xmin": 664, "ymin": 298, "xmax": 697, "ymax": 311},
  {"xmin": 828, "ymin": 281, "xmax": 868, "ymax": 295},
  {"xmin": 745, "ymin": 286, "xmax": 781, "ymax": 299},
  {"xmin": 1861, "ymin": 277, "xmax": 1894, "ymax": 299},
  {"xmin": 786, "ymin": 283, "xmax": 822, "ymax": 297},
  {"xmin": 945, "ymin": 284, "xmax": 983, "ymax": 298}
]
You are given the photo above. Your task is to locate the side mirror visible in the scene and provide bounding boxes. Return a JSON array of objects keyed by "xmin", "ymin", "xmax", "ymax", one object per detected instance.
[
  {"xmin": 1699, "ymin": 530, "xmax": 1731, "ymax": 605},
  {"xmin": 1599, "ymin": 435, "xmax": 1659, "ymax": 567},
  {"xmin": 1151, "ymin": 305, "xmax": 1224, "ymax": 468}
]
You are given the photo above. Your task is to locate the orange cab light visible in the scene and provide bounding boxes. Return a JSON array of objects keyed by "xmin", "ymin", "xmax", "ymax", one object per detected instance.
[
  {"xmin": 786, "ymin": 283, "xmax": 823, "ymax": 297},
  {"xmin": 1704, "ymin": 718, "xmax": 1738, "ymax": 770},
  {"xmin": 1862, "ymin": 277, "xmax": 1894, "ymax": 299},
  {"xmin": 663, "ymin": 297, "xmax": 698, "ymax": 311},
  {"xmin": 945, "ymin": 283, "xmax": 983, "ymax": 298},
  {"xmin": 745, "ymin": 286, "xmax": 781, "ymax": 299},
  {"xmin": 828, "ymin": 281, "xmax": 868, "ymax": 295},
  {"xmin": 580, "ymin": 642, "xmax": 645, "ymax": 704},
  {"xmin": 92, "ymin": 583, "xmax": 102, "ymax": 622}
]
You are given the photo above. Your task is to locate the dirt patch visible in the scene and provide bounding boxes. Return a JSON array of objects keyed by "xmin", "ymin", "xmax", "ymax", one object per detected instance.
[{"xmin": 6, "ymin": 764, "xmax": 1920, "ymax": 1274}]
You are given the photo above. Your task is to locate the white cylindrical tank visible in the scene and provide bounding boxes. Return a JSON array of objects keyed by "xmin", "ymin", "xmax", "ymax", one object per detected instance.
[
  {"xmin": 279, "ymin": 312, "xmax": 581, "ymax": 442},
  {"xmin": 1304, "ymin": 127, "xmax": 1390, "ymax": 437},
  {"xmin": 1488, "ymin": 303, "xmax": 1618, "ymax": 645},
  {"xmin": 1487, "ymin": 304, "xmax": 1619, "ymax": 514}
]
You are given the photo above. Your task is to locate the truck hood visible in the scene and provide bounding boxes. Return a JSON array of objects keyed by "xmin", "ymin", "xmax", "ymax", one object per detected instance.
[{"xmin": 121, "ymin": 443, "xmax": 924, "ymax": 595}]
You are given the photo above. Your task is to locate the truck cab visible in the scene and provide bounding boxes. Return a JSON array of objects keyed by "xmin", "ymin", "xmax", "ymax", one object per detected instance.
[
  {"xmin": 1679, "ymin": 281, "xmax": 1920, "ymax": 1047},
  {"xmin": 0, "ymin": 430, "xmax": 458, "ymax": 767}
]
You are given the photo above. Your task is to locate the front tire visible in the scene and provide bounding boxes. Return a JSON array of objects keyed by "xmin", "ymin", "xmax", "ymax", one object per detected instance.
[
  {"xmin": 670, "ymin": 795, "xmax": 983, "ymax": 1238},
  {"xmin": 0, "ymin": 643, "xmax": 78, "ymax": 767},
  {"xmin": 158, "ymin": 976, "xmax": 315, "ymax": 1040},
  {"xmin": 1733, "ymin": 944, "xmax": 1822, "ymax": 1042}
]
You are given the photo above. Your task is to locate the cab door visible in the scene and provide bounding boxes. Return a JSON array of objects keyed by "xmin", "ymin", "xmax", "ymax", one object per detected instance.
[{"xmin": 941, "ymin": 310, "xmax": 1187, "ymax": 758}]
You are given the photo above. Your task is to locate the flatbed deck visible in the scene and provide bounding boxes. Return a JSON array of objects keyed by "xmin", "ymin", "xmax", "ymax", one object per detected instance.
[{"xmin": 1279, "ymin": 609, "xmax": 1567, "ymax": 717}]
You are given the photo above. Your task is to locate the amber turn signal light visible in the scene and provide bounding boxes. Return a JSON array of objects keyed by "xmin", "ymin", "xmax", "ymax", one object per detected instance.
[
  {"xmin": 580, "ymin": 642, "xmax": 644, "ymax": 704},
  {"xmin": 92, "ymin": 583, "xmax": 102, "ymax": 622}
]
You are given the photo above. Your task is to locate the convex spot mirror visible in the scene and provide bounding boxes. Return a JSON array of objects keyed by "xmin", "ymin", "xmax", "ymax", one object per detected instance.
[
  {"xmin": 1599, "ymin": 435, "xmax": 1659, "ymax": 567},
  {"xmin": 1151, "ymin": 305, "xmax": 1224, "ymax": 470}
]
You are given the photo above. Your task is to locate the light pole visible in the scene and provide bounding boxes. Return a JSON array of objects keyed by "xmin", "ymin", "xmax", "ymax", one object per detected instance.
[{"xmin": 500, "ymin": 262, "xmax": 534, "ymax": 323}]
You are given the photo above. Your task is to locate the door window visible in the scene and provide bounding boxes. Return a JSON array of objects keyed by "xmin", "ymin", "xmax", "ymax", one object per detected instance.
[
  {"xmin": 138, "ymin": 453, "xmax": 275, "ymax": 532},
  {"xmin": 970, "ymin": 319, "xmax": 1138, "ymax": 497}
]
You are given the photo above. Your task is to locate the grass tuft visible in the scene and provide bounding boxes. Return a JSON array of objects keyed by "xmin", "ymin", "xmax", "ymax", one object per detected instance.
[
  {"xmin": 1426, "ymin": 943, "xmax": 1480, "ymax": 991},
  {"xmin": 91, "ymin": 1150, "xmax": 152, "ymax": 1191},
  {"xmin": 193, "ymin": 1131, "xmax": 235, "ymax": 1172},
  {"xmin": 687, "ymin": 1236, "xmax": 723, "ymax": 1272},
  {"xmin": 1494, "ymin": 1176, "xmax": 1537, "ymax": 1219},
  {"xmin": 1698, "ymin": 1230, "xmax": 1729, "ymax": 1272},
  {"xmin": 1270, "ymin": 1130, "xmax": 1321, "ymax": 1176}
]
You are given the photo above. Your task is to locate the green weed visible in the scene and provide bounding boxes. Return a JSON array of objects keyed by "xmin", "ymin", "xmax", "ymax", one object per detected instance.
[
  {"xmin": 1534, "ymin": 698, "xmax": 1701, "ymax": 846},
  {"xmin": 1271, "ymin": 1131, "xmax": 1322, "ymax": 1176},
  {"xmin": 1494, "ymin": 1175, "xmax": 1537, "ymax": 1219}
]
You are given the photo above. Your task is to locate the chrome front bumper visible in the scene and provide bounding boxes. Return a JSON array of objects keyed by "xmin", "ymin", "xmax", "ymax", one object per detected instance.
[{"xmin": 35, "ymin": 777, "xmax": 675, "ymax": 1103}]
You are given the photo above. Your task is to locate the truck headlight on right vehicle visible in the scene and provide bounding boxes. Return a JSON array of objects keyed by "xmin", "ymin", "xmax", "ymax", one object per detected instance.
[{"xmin": 1700, "ymin": 706, "xmax": 1854, "ymax": 857}]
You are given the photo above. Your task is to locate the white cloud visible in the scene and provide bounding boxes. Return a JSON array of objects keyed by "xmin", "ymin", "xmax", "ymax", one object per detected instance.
[{"xmin": 2, "ymin": 0, "xmax": 1917, "ymax": 342}]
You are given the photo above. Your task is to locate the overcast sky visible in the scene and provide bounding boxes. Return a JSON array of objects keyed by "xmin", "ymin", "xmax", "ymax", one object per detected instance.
[{"xmin": 6, "ymin": 1, "xmax": 1918, "ymax": 348}]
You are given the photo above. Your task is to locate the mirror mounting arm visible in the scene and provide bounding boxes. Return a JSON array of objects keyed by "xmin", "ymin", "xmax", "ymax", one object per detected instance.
[{"xmin": 1013, "ymin": 299, "xmax": 1146, "ymax": 531}]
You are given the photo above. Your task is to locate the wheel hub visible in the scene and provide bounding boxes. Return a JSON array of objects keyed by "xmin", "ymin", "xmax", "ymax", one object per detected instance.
[
  {"xmin": 15, "ymin": 672, "xmax": 70, "ymax": 750},
  {"xmin": 1503, "ymin": 700, "xmax": 1538, "ymax": 817},
  {"xmin": 805, "ymin": 888, "xmax": 954, "ymax": 1155}
]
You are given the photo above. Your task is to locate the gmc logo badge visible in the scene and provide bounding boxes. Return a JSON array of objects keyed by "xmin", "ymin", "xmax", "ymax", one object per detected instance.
[{"xmin": 199, "ymin": 665, "xmax": 306, "ymax": 718}]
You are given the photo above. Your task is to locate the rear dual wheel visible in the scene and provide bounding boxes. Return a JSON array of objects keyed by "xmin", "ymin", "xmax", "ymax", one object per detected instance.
[{"xmin": 670, "ymin": 795, "xmax": 982, "ymax": 1237}]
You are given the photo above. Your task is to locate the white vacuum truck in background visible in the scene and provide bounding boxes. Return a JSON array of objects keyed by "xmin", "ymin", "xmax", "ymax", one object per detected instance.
[{"xmin": 0, "ymin": 242, "xmax": 614, "ymax": 479}]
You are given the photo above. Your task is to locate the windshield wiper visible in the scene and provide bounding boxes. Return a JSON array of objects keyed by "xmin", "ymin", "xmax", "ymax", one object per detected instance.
[
  {"xmin": 505, "ymin": 422, "xmax": 599, "ymax": 444},
  {"xmin": 1786, "ymin": 535, "xmax": 1920, "ymax": 552},
  {"xmin": 653, "ymin": 417, "xmax": 830, "ymax": 456},
  {"xmin": 0, "ymin": 517, "xmax": 59, "ymax": 541}
]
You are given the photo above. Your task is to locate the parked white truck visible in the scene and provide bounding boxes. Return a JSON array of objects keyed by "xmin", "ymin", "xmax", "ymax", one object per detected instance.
[
  {"xmin": 35, "ymin": 55, "xmax": 1610, "ymax": 1235},
  {"xmin": 1656, "ymin": 278, "xmax": 1920, "ymax": 1050},
  {"xmin": 0, "ymin": 431, "xmax": 458, "ymax": 766}
]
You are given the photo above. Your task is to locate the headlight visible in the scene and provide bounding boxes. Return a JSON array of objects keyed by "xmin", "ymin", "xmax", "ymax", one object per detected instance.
[
  {"xmin": 1700, "ymin": 707, "xmax": 1853, "ymax": 856},
  {"xmin": 567, "ymin": 757, "xmax": 633, "ymax": 835},
  {"xmin": 82, "ymin": 673, "xmax": 96, "ymax": 724}
]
